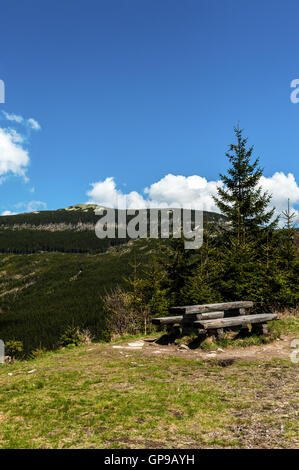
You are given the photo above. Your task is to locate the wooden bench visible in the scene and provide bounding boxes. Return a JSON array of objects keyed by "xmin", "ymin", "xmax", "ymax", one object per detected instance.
[{"xmin": 152, "ymin": 301, "xmax": 278, "ymax": 338}]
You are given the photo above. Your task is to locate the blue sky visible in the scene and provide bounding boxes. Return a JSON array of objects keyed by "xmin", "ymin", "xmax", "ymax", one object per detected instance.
[{"xmin": 0, "ymin": 0, "xmax": 299, "ymax": 219}]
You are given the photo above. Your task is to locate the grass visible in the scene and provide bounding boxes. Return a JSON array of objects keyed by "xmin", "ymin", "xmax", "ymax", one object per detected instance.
[{"xmin": 0, "ymin": 335, "xmax": 298, "ymax": 449}]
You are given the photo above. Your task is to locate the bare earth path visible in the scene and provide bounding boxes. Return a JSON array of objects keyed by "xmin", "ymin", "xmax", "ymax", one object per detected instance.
[{"xmin": 112, "ymin": 335, "xmax": 296, "ymax": 362}]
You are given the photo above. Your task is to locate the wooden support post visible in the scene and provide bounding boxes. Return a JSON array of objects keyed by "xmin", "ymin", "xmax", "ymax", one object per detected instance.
[
  {"xmin": 238, "ymin": 325, "xmax": 250, "ymax": 337},
  {"xmin": 216, "ymin": 328, "xmax": 224, "ymax": 339},
  {"xmin": 182, "ymin": 326, "xmax": 196, "ymax": 337},
  {"xmin": 252, "ymin": 323, "xmax": 269, "ymax": 336}
]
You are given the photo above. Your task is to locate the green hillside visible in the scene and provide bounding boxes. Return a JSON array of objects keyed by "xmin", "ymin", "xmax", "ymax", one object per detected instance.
[{"xmin": 0, "ymin": 239, "xmax": 157, "ymax": 355}]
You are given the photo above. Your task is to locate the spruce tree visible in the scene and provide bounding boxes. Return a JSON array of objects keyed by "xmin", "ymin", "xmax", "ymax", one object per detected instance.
[
  {"xmin": 213, "ymin": 126, "xmax": 276, "ymax": 241},
  {"xmin": 280, "ymin": 199, "xmax": 298, "ymax": 269}
]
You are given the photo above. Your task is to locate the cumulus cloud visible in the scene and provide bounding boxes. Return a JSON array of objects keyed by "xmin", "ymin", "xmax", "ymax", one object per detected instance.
[
  {"xmin": 0, "ymin": 111, "xmax": 41, "ymax": 183},
  {"xmin": 87, "ymin": 174, "xmax": 224, "ymax": 210},
  {"xmin": 87, "ymin": 177, "xmax": 151, "ymax": 210},
  {"xmin": 144, "ymin": 174, "xmax": 222, "ymax": 211},
  {"xmin": 86, "ymin": 173, "xmax": 299, "ymax": 224},
  {"xmin": 0, "ymin": 128, "xmax": 29, "ymax": 179}
]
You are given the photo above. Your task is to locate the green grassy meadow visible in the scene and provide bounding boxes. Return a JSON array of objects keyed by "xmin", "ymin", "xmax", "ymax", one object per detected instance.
[{"xmin": 0, "ymin": 337, "xmax": 298, "ymax": 449}]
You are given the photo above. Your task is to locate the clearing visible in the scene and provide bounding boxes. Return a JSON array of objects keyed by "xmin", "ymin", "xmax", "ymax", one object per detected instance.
[{"xmin": 0, "ymin": 315, "xmax": 298, "ymax": 449}]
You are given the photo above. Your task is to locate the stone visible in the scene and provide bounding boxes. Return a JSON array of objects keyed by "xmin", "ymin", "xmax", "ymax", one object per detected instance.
[{"xmin": 178, "ymin": 344, "xmax": 189, "ymax": 350}]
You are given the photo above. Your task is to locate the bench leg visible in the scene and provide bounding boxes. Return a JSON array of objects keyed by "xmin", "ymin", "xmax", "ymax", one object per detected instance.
[
  {"xmin": 216, "ymin": 328, "xmax": 224, "ymax": 339},
  {"xmin": 166, "ymin": 325, "xmax": 181, "ymax": 339},
  {"xmin": 252, "ymin": 323, "xmax": 269, "ymax": 336},
  {"xmin": 182, "ymin": 326, "xmax": 199, "ymax": 337},
  {"xmin": 238, "ymin": 325, "xmax": 250, "ymax": 337}
]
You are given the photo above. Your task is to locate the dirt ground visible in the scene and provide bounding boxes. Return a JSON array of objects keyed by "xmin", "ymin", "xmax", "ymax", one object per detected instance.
[{"xmin": 112, "ymin": 334, "xmax": 296, "ymax": 362}]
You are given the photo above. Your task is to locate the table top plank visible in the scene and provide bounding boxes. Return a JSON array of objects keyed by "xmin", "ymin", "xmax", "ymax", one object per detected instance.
[{"xmin": 170, "ymin": 301, "xmax": 254, "ymax": 315}]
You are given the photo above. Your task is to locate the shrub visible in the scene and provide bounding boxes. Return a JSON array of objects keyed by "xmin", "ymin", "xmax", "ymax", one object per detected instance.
[
  {"xmin": 103, "ymin": 286, "xmax": 140, "ymax": 336},
  {"xmin": 59, "ymin": 325, "xmax": 81, "ymax": 347},
  {"xmin": 76, "ymin": 328, "xmax": 94, "ymax": 344},
  {"xmin": 29, "ymin": 346, "xmax": 47, "ymax": 359},
  {"xmin": 5, "ymin": 340, "xmax": 23, "ymax": 359},
  {"xmin": 58, "ymin": 325, "xmax": 94, "ymax": 347}
]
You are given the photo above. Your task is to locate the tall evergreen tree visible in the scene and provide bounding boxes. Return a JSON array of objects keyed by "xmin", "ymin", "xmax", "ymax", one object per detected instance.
[
  {"xmin": 213, "ymin": 126, "xmax": 276, "ymax": 242},
  {"xmin": 280, "ymin": 199, "xmax": 298, "ymax": 270}
]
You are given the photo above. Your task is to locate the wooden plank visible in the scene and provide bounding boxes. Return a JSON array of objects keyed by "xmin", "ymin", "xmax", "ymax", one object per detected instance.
[
  {"xmin": 198, "ymin": 311, "xmax": 224, "ymax": 320},
  {"xmin": 152, "ymin": 316, "xmax": 183, "ymax": 325},
  {"xmin": 194, "ymin": 313, "xmax": 277, "ymax": 329},
  {"xmin": 181, "ymin": 311, "xmax": 224, "ymax": 326},
  {"xmin": 170, "ymin": 301, "xmax": 253, "ymax": 315}
]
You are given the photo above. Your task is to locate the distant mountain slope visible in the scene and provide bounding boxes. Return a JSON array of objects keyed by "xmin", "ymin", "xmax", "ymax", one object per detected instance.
[
  {"xmin": 0, "ymin": 205, "xmax": 227, "ymax": 254},
  {"xmin": 0, "ymin": 204, "xmax": 99, "ymax": 228},
  {"xmin": 0, "ymin": 204, "xmax": 226, "ymax": 228}
]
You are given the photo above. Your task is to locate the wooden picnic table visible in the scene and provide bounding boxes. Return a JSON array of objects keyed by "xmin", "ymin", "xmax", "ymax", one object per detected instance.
[{"xmin": 152, "ymin": 300, "xmax": 277, "ymax": 338}]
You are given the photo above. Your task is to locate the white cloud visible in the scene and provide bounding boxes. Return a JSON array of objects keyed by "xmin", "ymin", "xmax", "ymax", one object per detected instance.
[
  {"xmin": 2, "ymin": 111, "xmax": 41, "ymax": 131},
  {"xmin": 87, "ymin": 174, "xmax": 224, "ymax": 210},
  {"xmin": 260, "ymin": 172, "xmax": 299, "ymax": 211},
  {"xmin": 87, "ymin": 177, "xmax": 149, "ymax": 210},
  {"xmin": 26, "ymin": 200, "xmax": 47, "ymax": 212},
  {"xmin": 144, "ymin": 174, "xmax": 222, "ymax": 211},
  {"xmin": 1, "ymin": 210, "xmax": 17, "ymax": 216},
  {"xmin": 0, "ymin": 111, "xmax": 41, "ymax": 183},
  {"xmin": 1, "ymin": 200, "xmax": 47, "ymax": 216},
  {"xmin": 0, "ymin": 128, "xmax": 29, "ymax": 180},
  {"xmin": 13, "ymin": 200, "xmax": 47, "ymax": 212},
  {"xmin": 2, "ymin": 111, "xmax": 24, "ymax": 123},
  {"xmin": 86, "ymin": 172, "xmax": 299, "ymax": 224},
  {"xmin": 27, "ymin": 118, "xmax": 41, "ymax": 131}
]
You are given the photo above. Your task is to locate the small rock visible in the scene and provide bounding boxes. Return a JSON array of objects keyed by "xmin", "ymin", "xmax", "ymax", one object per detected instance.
[
  {"xmin": 27, "ymin": 369, "xmax": 36, "ymax": 374},
  {"xmin": 178, "ymin": 344, "xmax": 189, "ymax": 350},
  {"xmin": 127, "ymin": 341, "xmax": 144, "ymax": 347},
  {"xmin": 206, "ymin": 353, "xmax": 217, "ymax": 358},
  {"xmin": 8, "ymin": 372, "xmax": 13, "ymax": 376},
  {"xmin": 217, "ymin": 348, "xmax": 224, "ymax": 353}
]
